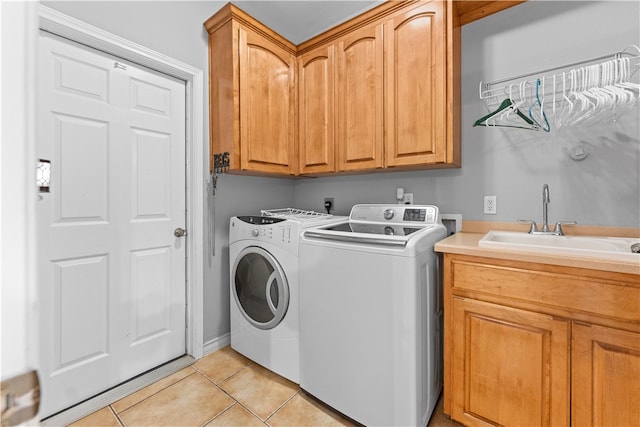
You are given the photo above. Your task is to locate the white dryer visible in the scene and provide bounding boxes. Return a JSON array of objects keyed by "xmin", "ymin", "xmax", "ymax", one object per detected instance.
[{"xmin": 229, "ymin": 209, "xmax": 345, "ymax": 383}]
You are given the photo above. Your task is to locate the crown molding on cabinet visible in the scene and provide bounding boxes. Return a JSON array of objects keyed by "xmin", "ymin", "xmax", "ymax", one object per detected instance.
[
  {"xmin": 206, "ymin": 1, "xmax": 526, "ymax": 56},
  {"xmin": 455, "ymin": 1, "xmax": 527, "ymax": 26},
  {"xmin": 297, "ymin": 1, "xmax": 416, "ymax": 55},
  {"xmin": 204, "ymin": 3, "xmax": 297, "ymax": 55}
]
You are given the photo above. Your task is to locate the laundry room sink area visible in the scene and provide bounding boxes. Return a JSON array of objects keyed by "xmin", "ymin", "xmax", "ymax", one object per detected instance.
[
  {"xmin": 438, "ymin": 233, "xmax": 640, "ymax": 427},
  {"xmin": 479, "ymin": 230, "xmax": 640, "ymax": 262}
]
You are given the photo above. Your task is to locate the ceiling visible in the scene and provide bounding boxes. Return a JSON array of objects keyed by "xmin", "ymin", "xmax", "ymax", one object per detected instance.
[{"xmin": 232, "ymin": 1, "xmax": 384, "ymax": 44}]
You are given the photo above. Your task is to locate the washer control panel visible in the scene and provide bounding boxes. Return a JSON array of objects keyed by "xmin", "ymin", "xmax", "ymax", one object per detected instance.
[{"xmin": 350, "ymin": 204, "xmax": 439, "ymax": 225}]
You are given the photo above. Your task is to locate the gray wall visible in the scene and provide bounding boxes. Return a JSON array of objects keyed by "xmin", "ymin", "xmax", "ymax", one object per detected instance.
[
  {"xmin": 295, "ymin": 1, "xmax": 640, "ymax": 228},
  {"xmin": 42, "ymin": 1, "xmax": 640, "ymax": 347}
]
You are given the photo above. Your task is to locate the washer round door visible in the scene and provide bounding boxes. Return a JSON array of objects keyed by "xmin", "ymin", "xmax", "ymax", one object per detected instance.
[{"xmin": 232, "ymin": 246, "xmax": 290, "ymax": 330}]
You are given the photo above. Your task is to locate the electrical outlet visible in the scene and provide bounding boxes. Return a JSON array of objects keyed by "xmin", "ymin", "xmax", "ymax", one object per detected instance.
[
  {"xmin": 402, "ymin": 193, "xmax": 414, "ymax": 205},
  {"xmin": 323, "ymin": 197, "xmax": 334, "ymax": 213},
  {"xmin": 484, "ymin": 195, "xmax": 497, "ymax": 215}
]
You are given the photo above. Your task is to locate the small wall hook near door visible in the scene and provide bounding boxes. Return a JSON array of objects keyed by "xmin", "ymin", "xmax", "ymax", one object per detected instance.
[{"xmin": 174, "ymin": 227, "xmax": 187, "ymax": 237}]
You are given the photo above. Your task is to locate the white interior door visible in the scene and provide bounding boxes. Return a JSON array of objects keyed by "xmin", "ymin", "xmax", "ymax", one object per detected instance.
[{"xmin": 37, "ymin": 32, "xmax": 186, "ymax": 417}]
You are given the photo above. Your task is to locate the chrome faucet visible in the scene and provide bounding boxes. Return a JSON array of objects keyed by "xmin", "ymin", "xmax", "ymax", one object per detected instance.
[
  {"xmin": 518, "ymin": 184, "xmax": 576, "ymax": 235},
  {"xmin": 542, "ymin": 184, "xmax": 550, "ymax": 232}
]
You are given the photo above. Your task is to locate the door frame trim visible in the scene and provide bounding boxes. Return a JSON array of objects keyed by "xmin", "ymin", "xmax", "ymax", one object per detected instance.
[{"xmin": 38, "ymin": 5, "xmax": 204, "ymax": 360}]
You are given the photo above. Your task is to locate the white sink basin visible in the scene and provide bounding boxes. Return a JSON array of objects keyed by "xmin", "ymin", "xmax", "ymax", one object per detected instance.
[{"xmin": 479, "ymin": 231, "xmax": 640, "ymax": 262}]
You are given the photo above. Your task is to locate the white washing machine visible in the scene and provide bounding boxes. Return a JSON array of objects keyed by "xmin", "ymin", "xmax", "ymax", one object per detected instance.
[
  {"xmin": 299, "ymin": 204, "xmax": 447, "ymax": 426},
  {"xmin": 229, "ymin": 209, "xmax": 345, "ymax": 383}
]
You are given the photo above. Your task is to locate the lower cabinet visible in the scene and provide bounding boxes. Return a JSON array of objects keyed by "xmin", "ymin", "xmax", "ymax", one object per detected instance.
[
  {"xmin": 572, "ymin": 323, "xmax": 640, "ymax": 426},
  {"xmin": 451, "ymin": 297, "xmax": 570, "ymax": 427},
  {"xmin": 443, "ymin": 253, "xmax": 640, "ymax": 427}
]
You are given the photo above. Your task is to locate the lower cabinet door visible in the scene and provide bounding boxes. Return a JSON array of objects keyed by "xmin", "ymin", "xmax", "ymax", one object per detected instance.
[
  {"xmin": 451, "ymin": 297, "xmax": 570, "ymax": 427},
  {"xmin": 572, "ymin": 323, "xmax": 640, "ymax": 427}
]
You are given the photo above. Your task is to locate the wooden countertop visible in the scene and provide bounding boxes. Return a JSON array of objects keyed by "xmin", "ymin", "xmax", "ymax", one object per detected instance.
[{"xmin": 435, "ymin": 232, "xmax": 640, "ymax": 275}]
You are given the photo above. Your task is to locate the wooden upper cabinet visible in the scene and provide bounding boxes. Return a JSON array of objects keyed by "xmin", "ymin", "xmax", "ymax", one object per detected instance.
[
  {"xmin": 298, "ymin": 44, "xmax": 335, "ymax": 174},
  {"xmin": 239, "ymin": 29, "xmax": 297, "ymax": 175},
  {"xmin": 205, "ymin": 0, "xmax": 470, "ymax": 176},
  {"xmin": 384, "ymin": 2, "xmax": 448, "ymax": 167},
  {"xmin": 205, "ymin": 5, "xmax": 297, "ymax": 176},
  {"xmin": 336, "ymin": 24, "xmax": 384, "ymax": 172}
]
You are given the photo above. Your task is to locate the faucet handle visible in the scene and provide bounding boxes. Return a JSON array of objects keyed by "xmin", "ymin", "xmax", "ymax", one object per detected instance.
[
  {"xmin": 518, "ymin": 219, "xmax": 538, "ymax": 234},
  {"xmin": 554, "ymin": 221, "xmax": 577, "ymax": 236}
]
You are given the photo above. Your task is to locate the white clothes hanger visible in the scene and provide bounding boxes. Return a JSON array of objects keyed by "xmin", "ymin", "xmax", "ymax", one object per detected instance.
[{"xmin": 476, "ymin": 44, "xmax": 640, "ymax": 132}]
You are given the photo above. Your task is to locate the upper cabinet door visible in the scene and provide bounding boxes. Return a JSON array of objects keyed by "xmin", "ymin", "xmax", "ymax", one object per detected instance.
[
  {"xmin": 239, "ymin": 27, "xmax": 297, "ymax": 175},
  {"xmin": 385, "ymin": 1, "xmax": 447, "ymax": 167},
  {"xmin": 298, "ymin": 44, "xmax": 335, "ymax": 174},
  {"xmin": 336, "ymin": 23, "xmax": 384, "ymax": 172}
]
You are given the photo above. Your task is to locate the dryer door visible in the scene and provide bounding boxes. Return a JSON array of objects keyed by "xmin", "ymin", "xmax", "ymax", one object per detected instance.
[{"xmin": 232, "ymin": 246, "xmax": 290, "ymax": 330}]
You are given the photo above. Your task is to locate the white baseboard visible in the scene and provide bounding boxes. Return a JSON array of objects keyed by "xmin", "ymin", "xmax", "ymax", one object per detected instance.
[{"xmin": 203, "ymin": 333, "xmax": 230, "ymax": 356}]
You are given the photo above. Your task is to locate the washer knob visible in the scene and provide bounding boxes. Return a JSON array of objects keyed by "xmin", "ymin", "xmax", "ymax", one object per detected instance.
[
  {"xmin": 251, "ymin": 229, "xmax": 259, "ymax": 237},
  {"xmin": 383, "ymin": 209, "xmax": 395, "ymax": 220}
]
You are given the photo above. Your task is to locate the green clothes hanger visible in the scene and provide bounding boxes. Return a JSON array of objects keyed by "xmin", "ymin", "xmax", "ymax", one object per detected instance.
[{"xmin": 473, "ymin": 98, "xmax": 540, "ymax": 130}]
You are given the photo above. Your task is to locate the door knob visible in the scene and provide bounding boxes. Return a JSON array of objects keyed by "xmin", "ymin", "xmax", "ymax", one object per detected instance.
[{"xmin": 174, "ymin": 227, "xmax": 187, "ymax": 237}]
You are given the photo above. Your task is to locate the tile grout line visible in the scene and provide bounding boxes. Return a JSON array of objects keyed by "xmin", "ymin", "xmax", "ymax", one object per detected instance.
[
  {"xmin": 264, "ymin": 389, "xmax": 302, "ymax": 426},
  {"xmin": 196, "ymin": 368, "xmax": 266, "ymax": 425},
  {"xmin": 112, "ymin": 370, "xmax": 199, "ymax": 419},
  {"xmin": 199, "ymin": 402, "xmax": 242, "ymax": 427},
  {"xmin": 107, "ymin": 405, "xmax": 125, "ymax": 427},
  {"xmin": 197, "ymin": 365, "xmax": 300, "ymax": 426},
  {"xmin": 192, "ymin": 359, "xmax": 253, "ymax": 386}
]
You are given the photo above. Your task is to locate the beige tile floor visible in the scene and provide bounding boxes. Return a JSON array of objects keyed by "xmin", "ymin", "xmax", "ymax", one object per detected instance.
[{"xmin": 69, "ymin": 346, "xmax": 461, "ymax": 427}]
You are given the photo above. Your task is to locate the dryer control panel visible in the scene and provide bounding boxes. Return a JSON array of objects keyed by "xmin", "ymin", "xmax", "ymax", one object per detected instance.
[
  {"xmin": 236, "ymin": 216, "xmax": 286, "ymax": 225},
  {"xmin": 231, "ymin": 216, "xmax": 297, "ymax": 246}
]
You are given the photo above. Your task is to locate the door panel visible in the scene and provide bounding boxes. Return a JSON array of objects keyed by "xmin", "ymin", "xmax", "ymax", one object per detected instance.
[
  {"xmin": 54, "ymin": 114, "xmax": 109, "ymax": 222},
  {"xmin": 53, "ymin": 51, "xmax": 109, "ymax": 101},
  {"xmin": 54, "ymin": 256, "xmax": 109, "ymax": 369},
  {"xmin": 130, "ymin": 248, "xmax": 172, "ymax": 343},
  {"xmin": 131, "ymin": 130, "xmax": 172, "ymax": 218},
  {"xmin": 38, "ymin": 32, "xmax": 186, "ymax": 417}
]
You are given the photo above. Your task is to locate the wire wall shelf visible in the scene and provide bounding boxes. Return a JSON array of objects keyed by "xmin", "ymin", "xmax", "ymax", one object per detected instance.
[
  {"xmin": 475, "ymin": 45, "xmax": 640, "ymax": 132},
  {"xmin": 261, "ymin": 208, "xmax": 333, "ymax": 220}
]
